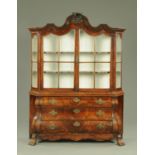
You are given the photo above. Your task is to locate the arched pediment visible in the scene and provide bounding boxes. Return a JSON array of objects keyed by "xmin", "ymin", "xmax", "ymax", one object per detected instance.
[{"xmin": 29, "ymin": 13, "xmax": 125, "ymax": 35}]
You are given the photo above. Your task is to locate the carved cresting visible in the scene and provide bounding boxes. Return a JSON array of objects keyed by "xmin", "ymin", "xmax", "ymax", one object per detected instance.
[{"xmin": 68, "ymin": 12, "xmax": 84, "ymax": 24}]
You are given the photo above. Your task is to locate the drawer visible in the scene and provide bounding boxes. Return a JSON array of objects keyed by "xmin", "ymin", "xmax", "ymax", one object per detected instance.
[
  {"xmin": 35, "ymin": 96, "xmax": 112, "ymax": 108},
  {"xmin": 40, "ymin": 121, "xmax": 113, "ymax": 133},
  {"xmin": 40, "ymin": 108, "xmax": 112, "ymax": 121}
]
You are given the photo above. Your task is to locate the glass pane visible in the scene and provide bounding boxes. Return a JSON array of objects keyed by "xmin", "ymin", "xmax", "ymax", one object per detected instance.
[
  {"xmin": 80, "ymin": 29, "xmax": 93, "ymax": 52},
  {"xmin": 32, "ymin": 35, "xmax": 38, "ymax": 62},
  {"xmin": 32, "ymin": 63, "xmax": 37, "ymax": 87},
  {"xmin": 60, "ymin": 30, "xmax": 75, "ymax": 52},
  {"xmin": 116, "ymin": 33, "xmax": 122, "ymax": 52},
  {"xmin": 95, "ymin": 53, "xmax": 110, "ymax": 62},
  {"xmin": 43, "ymin": 63, "xmax": 58, "ymax": 72},
  {"xmin": 116, "ymin": 53, "xmax": 121, "ymax": 62},
  {"xmin": 116, "ymin": 63, "xmax": 121, "ymax": 88},
  {"xmin": 59, "ymin": 63, "xmax": 74, "ymax": 72},
  {"xmin": 59, "ymin": 73, "xmax": 74, "ymax": 88},
  {"xmin": 116, "ymin": 63, "xmax": 121, "ymax": 72},
  {"xmin": 80, "ymin": 63, "xmax": 94, "ymax": 72},
  {"xmin": 95, "ymin": 73, "xmax": 110, "ymax": 88},
  {"xmin": 79, "ymin": 53, "xmax": 94, "ymax": 62},
  {"xmin": 32, "ymin": 73, "xmax": 37, "ymax": 88},
  {"xmin": 43, "ymin": 62, "xmax": 58, "ymax": 88},
  {"xmin": 32, "ymin": 52, "xmax": 37, "ymax": 62},
  {"xmin": 32, "ymin": 35, "xmax": 38, "ymax": 52},
  {"xmin": 60, "ymin": 53, "xmax": 74, "ymax": 62},
  {"xmin": 116, "ymin": 73, "xmax": 121, "ymax": 88},
  {"xmin": 79, "ymin": 72, "xmax": 94, "ymax": 88},
  {"xmin": 95, "ymin": 34, "xmax": 111, "ymax": 52},
  {"xmin": 43, "ymin": 72, "xmax": 58, "ymax": 88},
  {"xmin": 95, "ymin": 63, "xmax": 110, "ymax": 72},
  {"xmin": 44, "ymin": 52, "xmax": 58, "ymax": 61},
  {"xmin": 43, "ymin": 34, "xmax": 58, "ymax": 52}
]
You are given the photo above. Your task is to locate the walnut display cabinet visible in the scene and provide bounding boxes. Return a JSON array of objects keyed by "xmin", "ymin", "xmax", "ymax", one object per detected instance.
[{"xmin": 28, "ymin": 13, "xmax": 126, "ymax": 146}]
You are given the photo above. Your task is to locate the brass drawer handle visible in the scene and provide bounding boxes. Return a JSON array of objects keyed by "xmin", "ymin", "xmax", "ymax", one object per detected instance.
[
  {"xmin": 49, "ymin": 98, "xmax": 57, "ymax": 105},
  {"xmin": 96, "ymin": 123, "xmax": 104, "ymax": 129},
  {"xmin": 96, "ymin": 110, "xmax": 104, "ymax": 116},
  {"xmin": 73, "ymin": 97, "xmax": 80, "ymax": 103},
  {"xmin": 73, "ymin": 108, "xmax": 80, "ymax": 114},
  {"xmin": 96, "ymin": 98, "xmax": 104, "ymax": 105},
  {"xmin": 73, "ymin": 121, "xmax": 81, "ymax": 127},
  {"xmin": 49, "ymin": 110, "xmax": 58, "ymax": 116},
  {"xmin": 49, "ymin": 124, "xmax": 57, "ymax": 130}
]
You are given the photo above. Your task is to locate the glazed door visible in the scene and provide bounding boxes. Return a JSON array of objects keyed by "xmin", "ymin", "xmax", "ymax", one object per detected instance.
[
  {"xmin": 42, "ymin": 30, "xmax": 75, "ymax": 88},
  {"xmin": 37, "ymin": 29, "xmax": 122, "ymax": 89},
  {"xmin": 79, "ymin": 29, "xmax": 112, "ymax": 89}
]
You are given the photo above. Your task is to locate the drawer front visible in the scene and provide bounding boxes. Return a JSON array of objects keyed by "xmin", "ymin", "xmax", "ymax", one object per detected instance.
[
  {"xmin": 35, "ymin": 97, "xmax": 112, "ymax": 108},
  {"xmin": 40, "ymin": 121, "xmax": 113, "ymax": 133},
  {"xmin": 40, "ymin": 108, "xmax": 112, "ymax": 121}
]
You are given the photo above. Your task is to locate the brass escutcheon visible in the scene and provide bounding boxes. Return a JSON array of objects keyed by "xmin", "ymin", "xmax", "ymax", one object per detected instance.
[
  {"xmin": 49, "ymin": 98, "xmax": 57, "ymax": 105},
  {"xmin": 96, "ymin": 123, "xmax": 104, "ymax": 129},
  {"xmin": 73, "ymin": 97, "xmax": 80, "ymax": 103},
  {"xmin": 73, "ymin": 121, "xmax": 81, "ymax": 127},
  {"xmin": 96, "ymin": 110, "xmax": 104, "ymax": 116},
  {"xmin": 49, "ymin": 124, "xmax": 57, "ymax": 130},
  {"xmin": 49, "ymin": 109, "xmax": 58, "ymax": 116},
  {"xmin": 96, "ymin": 98, "xmax": 104, "ymax": 105},
  {"xmin": 73, "ymin": 108, "xmax": 80, "ymax": 114}
]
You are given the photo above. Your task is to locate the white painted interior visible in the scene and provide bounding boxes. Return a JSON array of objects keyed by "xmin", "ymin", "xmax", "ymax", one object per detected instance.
[
  {"xmin": 60, "ymin": 53, "xmax": 74, "ymax": 62},
  {"xmin": 59, "ymin": 73, "xmax": 74, "ymax": 88},
  {"xmin": 116, "ymin": 53, "xmax": 121, "ymax": 62},
  {"xmin": 32, "ymin": 52, "xmax": 37, "ymax": 61},
  {"xmin": 59, "ymin": 63, "xmax": 74, "ymax": 72},
  {"xmin": 32, "ymin": 62, "xmax": 37, "ymax": 87},
  {"xmin": 79, "ymin": 53, "xmax": 94, "ymax": 62},
  {"xmin": 60, "ymin": 30, "xmax": 75, "ymax": 52},
  {"xmin": 32, "ymin": 35, "xmax": 38, "ymax": 87},
  {"xmin": 80, "ymin": 63, "xmax": 94, "ymax": 72},
  {"xmin": 33, "ymin": 30, "xmax": 121, "ymax": 89},
  {"xmin": 32, "ymin": 35, "xmax": 38, "ymax": 52},
  {"xmin": 116, "ymin": 33, "xmax": 122, "ymax": 52},
  {"xmin": 43, "ymin": 73, "xmax": 58, "ymax": 88},
  {"xmin": 43, "ymin": 63, "xmax": 58, "ymax": 72},
  {"xmin": 116, "ymin": 63, "xmax": 121, "ymax": 72},
  {"xmin": 116, "ymin": 73, "xmax": 121, "ymax": 88},
  {"xmin": 79, "ymin": 73, "xmax": 94, "ymax": 88},
  {"xmin": 80, "ymin": 30, "xmax": 93, "ymax": 52},
  {"xmin": 95, "ymin": 34, "xmax": 111, "ymax": 52},
  {"xmin": 44, "ymin": 53, "xmax": 58, "ymax": 61},
  {"xmin": 95, "ymin": 63, "xmax": 110, "ymax": 72},
  {"xmin": 95, "ymin": 73, "xmax": 110, "ymax": 88},
  {"xmin": 32, "ymin": 73, "xmax": 37, "ymax": 88},
  {"xmin": 43, "ymin": 34, "xmax": 58, "ymax": 52},
  {"xmin": 116, "ymin": 63, "xmax": 121, "ymax": 88},
  {"xmin": 95, "ymin": 53, "xmax": 110, "ymax": 62}
]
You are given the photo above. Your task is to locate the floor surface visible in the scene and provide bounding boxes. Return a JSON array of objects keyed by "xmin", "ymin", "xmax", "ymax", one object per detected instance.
[{"xmin": 18, "ymin": 123, "xmax": 136, "ymax": 155}]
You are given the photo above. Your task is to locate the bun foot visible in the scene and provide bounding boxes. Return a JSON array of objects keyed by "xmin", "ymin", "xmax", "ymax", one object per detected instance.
[
  {"xmin": 28, "ymin": 139, "xmax": 36, "ymax": 146},
  {"xmin": 116, "ymin": 134, "xmax": 125, "ymax": 146},
  {"xmin": 117, "ymin": 138, "xmax": 125, "ymax": 146},
  {"xmin": 28, "ymin": 134, "xmax": 37, "ymax": 146}
]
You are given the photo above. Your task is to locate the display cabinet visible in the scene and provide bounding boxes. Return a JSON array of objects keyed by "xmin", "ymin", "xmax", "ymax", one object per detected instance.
[{"xmin": 29, "ymin": 13, "xmax": 125, "ymax": 146}]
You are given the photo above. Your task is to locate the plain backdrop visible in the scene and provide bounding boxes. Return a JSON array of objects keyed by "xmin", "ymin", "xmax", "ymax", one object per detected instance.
[{"xmin": 17, "ymin": 0, "xmax": 137, "ymax": 155}]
